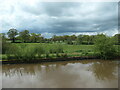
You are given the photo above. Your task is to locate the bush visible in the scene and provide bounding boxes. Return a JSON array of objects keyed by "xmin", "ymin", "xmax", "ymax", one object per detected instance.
[
  {"xmin": 35, "ymin": 45, "xmax": 45, "ymax": 58},
  {"xmin": 2, "ymin": 40, "xmax": 10, "ymax": 54},
  {"xmin": 45, "ymin": 52, "xmax": 50, "ymax": 58},
  {"xmin": 81, "ymin": 50, "xmax": 88, "ymax": 56},
  {"xmin": 6, "ymin": 44, "xmax": 42, "ymax": 60},
  {"xmin": 75, "ymin": 50, "xmax": 83, "ymax": 53},
  {"xmin": 49, "ymin": 44, "xmax": 64, "ymax": 54},
  {"xmin": 61, "ymin": 53, "xmax": 68, "ymax": 58},
  {"xmin": 6, "ymin": 44, "xmax": 64, "ymax": 60},
  {"xmin": 94, "ymin": 34, "xmax": 117, "ymax": 59},
  {"xmin": 55, "ymin": 44, "xmax": 64, "ymax": 53},
  {"xmin": 6, "ymin": 45, "xmax": 18, "ymax": 60},
  {"xmin": 56, "ymin": 53, "xmax": 60, "ymax": 57}
]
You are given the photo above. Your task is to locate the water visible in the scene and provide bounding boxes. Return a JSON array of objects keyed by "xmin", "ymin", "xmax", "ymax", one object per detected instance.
[{"xmin": 1, "ymin": 60, "xmax": 118, "ymax": 88}]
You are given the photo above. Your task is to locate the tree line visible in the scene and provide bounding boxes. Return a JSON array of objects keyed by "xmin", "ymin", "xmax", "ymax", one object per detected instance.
[{"xmin": 1, "ymin": 28, "xmax": 120, "ymax": 45}]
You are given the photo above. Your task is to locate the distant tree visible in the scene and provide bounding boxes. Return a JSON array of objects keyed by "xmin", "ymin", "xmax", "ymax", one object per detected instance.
[
  {"xmin": 0, "ymin": 33, "xmax": 10, "ymax": 54},
  {"xmin": 52, "ymin": 35, "xmax": 60, "ymax": 43},
  {"xmin": 94, "ymin": 34, "xmax": 116, "ymax": 59},
  {"xmin": 0, "ymin": 33, "xmax": 6, "ymax": 41},
  {"xmin": 19, "ymin": 30, "xmax": 30, "ymax": 43},
  {"xmin": 113, "ymin": 34, "xmax": 120, "ymax": 45},
  {"xmin": 15, "ymin": 36, "xmax": 22, "ymax": 42},
  {"xmin": 52, "ymin": 35, "xmax": 56, "ymax": 42},
  {"xmin": 90, "ymin": 35, "xmax": 95, "ymax": 44},
  {"xmin": 66, "ymin": 39, "xmax": 73, "ymax": 45},
  {"xmin": 70, "ymin": 35, "xmax": 77, "ymax": 41},
  {"xmin": 66, "ymin": 35, "xmax": 76, "ymax": 45},
  {"xmin": 7, "ymin": 29, "xmax": 18, "ymax": 43},
  {"xmin": 30, "ymin": 33, "xmax": 42, "ymax": 43},
  {"xmin": 81, "ymin": 35, "xmax": 91, "ymax": 45},
  {"xmin": 63, "ymin": 35, "xmax": 69, "ymax": 41},
  {"xmin": 76, "ymin": 35, "xmax": 83, "ymax": 45}
]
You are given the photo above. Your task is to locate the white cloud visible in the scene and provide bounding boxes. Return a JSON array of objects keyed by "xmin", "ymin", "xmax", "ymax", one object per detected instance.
[{"xmin": 0, "ymin": 1, "xmax": 118, "ymax": 37}]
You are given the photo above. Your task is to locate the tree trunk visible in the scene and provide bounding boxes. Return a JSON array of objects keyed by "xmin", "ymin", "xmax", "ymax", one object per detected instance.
[{"xmin": 12, "ymin": 37, "xmax": 15, "ymax": 43}]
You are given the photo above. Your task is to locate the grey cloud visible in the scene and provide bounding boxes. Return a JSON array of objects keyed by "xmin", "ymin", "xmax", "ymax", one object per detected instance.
[
  {"xmin": 0, "ymin": 1, "xmax": 118, "ymax": 37},
  {"xmin": 21, "ymin": 2, "xmax": 81, "ymax": 16}
]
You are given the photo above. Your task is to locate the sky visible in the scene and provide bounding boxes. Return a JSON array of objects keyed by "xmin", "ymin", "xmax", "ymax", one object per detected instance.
[{"xmin": 0, "ymin": 0, "xmax": 118, "ymax": 38}]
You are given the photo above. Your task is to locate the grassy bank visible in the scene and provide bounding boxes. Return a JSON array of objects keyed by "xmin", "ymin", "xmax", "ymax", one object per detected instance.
[
  {"xmin": 1, "ymin": 43, "xmax": 95, "ymax": 60},
  {"xmin": 1, "ymin": 43, "xmax": 120, "ymax": 61},
  {"xmin": 14, "ymin": 43, "xmax": 94, "ymax": 53}
]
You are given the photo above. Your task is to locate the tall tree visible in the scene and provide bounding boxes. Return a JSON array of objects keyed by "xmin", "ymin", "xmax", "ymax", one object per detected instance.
[
  {"xmin": 19, "ymin": 30, "xmax": 30, "ymax": 43},
  {"xmin": 7, "ymin": 29, "xmax": 18, "ymax": 43}
]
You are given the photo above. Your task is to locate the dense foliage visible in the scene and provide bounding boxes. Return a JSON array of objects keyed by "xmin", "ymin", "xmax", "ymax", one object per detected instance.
[
  {"xmin": 94, "ymin": 34, "xmax": 117, "ymax": 59},
  {"xmin": 1, "ymin": 29, "xmax": 119, "ymax": 45},
  {"xmin": 1, "ymin": 29, "xmax": 120, "ymax": 60},
  {"xmin": 7, "ymin": 29, "xmax": 18, "ymax": 43}
]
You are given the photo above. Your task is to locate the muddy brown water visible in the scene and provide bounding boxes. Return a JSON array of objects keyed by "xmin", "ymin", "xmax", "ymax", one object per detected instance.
[{"xmin": 1, "ymin": 60, "xmax": 119, "ymax": 88}]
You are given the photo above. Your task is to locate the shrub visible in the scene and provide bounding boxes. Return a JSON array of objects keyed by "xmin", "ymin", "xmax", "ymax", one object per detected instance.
[
  {"xmin": 88, "ymin": 50, "xmax": 92, "ymax": 52},
  {"xmin": 55, "ymin": 44, "xmax": 64, "ymax": 53},
  {"xmin": 49, "ymin": 44, "xmax": 64, "ymax": 54},
  {"xmin": 94, "ymin": 34, "xmax": 117, "ymax": 59},
  {"xmin": 22, "ymin": 45, "xmax": 37, "ymax": 60},
  {"xmin": 45, "ymin": 52, "xmax": 50, "ymax": 58},
  {"xmin": 75, "ymin": 50, "xmax": 83, "ymax": 53},
  {"xmin": 49, "ymin": 48, "xmax": 56, "ymax": 53},
  {"xmin": 6, "ymin": 44, "xmax": 37, "ymax": 60},
  {"xmin": 35, "ymin": 45, "xmax": 45, "ymax": 58},
  {"xmin": 6, "ymin": 44, "xmax": 19, "ymax": 60},
  {"xmin": 56, "ymin": 53, "xmax": 60, "ymax": 57},
  {"xmin": 81, "ymin": 50, "xmax": 88, "ymax": 56},
  {"xmin": 2, "ymin": 40, "xmax": 10, "ymax": 54},
  {"xmin": 61, "ymin": 53, "xmax": 68, "ymax": 58}
]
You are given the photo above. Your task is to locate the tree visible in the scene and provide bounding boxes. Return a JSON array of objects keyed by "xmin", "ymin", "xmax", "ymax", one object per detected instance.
[
  {"xmin": 30, "ymin": 33, "xmax": 42, "ymax": 43},
  {"xmin": 52, "ymin": 35, "xmax": 58, "ymax": 43},
  {"xmin": 71, "ymin": 35, "xmax": 77, "ymax": 41},
  {"xmin": 76, "ymin": 35, "xmax": 83, "ymax": 45},
  {"xmin": 94, "ymin": 34, "xmax": 116, "ymax": 59},
  {"xmin": 0, "ymin": 33, "xmax": 6, "ymax": 40},
  {"xmin": 89, "ymin": 35, "xmax": 95, "ymax": 44},
  {"xmin": 0, "ymin": 33, "xmax": 10, "ymax": 54},
  {"xmin": 7, "ymin": 29, "xmax": 18, "ymax": 43},
  {"xmin": 19, "ymin": 30, "xmax": 30, "ymax": 43},
  {"xmin": 113, "ymin": 34, "xmax": 120, "ymax": 45}
]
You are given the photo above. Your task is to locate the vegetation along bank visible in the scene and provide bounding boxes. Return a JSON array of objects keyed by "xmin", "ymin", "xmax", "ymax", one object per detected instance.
[{"xmin": 1, "ymin": 29, "xmax": 120, "ymax": 64}]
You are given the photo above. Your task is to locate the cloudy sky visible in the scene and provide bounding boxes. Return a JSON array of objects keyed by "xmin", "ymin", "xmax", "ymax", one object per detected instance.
[{"xmin": 0, "ymin": 0, "xmax": 118, "ymax": 38}]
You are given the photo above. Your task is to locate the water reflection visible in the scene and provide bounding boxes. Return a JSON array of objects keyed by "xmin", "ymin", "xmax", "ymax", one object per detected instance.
[
  {"xmin": 91, "ymin": 61, "xmax": 118, "ymax": 81},
  {"xmin": 2, "ymin": 60, "xmax": 118, "ymax": 88}
]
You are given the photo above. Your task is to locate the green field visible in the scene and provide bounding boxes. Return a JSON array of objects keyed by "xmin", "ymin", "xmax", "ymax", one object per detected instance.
[
  {"xmin": 12, "ymin": 43, "xmax": 119, "ymax": 52},
  {"xmin": 1, "ymin": 43, "xmax": 120, "ymax": 60},
  {"xmin": 1, "ymin": 43, "xmax": 95, "ymax": 60},
  {"xmin": 12, "ymin": 43, "xmax": 94, "ymax": 53}
]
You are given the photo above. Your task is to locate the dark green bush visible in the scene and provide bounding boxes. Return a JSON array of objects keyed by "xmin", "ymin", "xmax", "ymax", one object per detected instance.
[
  {"xmin": 45, "ymin": 52, "xmax": 50, "ymax": 58},
  {"xmin": 2, "ymin": 40, "xmax": 10, "ymax": 54},
  {"xmin": 49, "ymin": 44, "xmax": 64, "ymax": 54},
  {"xmin": 56, "ymin": 53, "xmax": 60, "ymax": 57},
  {"xmin": 75, "ymin": 50, "xmax": 83, "ymax": 53},
  {"xmin": 94, "ymin": 34, "xmax": 117, "ymax": 59},
  {"xmin": 61, "ymin": 53, "xmax": 68, "ymax": 58},
  {"xmin": 6, "ymin": 44, "xmax": 45, "ymax": 60},
  {"xmin": 35, "ymin": 45, "xmax": 45, "ymax": 58}
]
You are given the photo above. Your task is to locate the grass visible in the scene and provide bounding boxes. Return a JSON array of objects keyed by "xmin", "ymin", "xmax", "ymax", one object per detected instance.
[
  {"xmin": 12, "ymin": 43, "xmax": 94, "ymax": 53},
  {"xmin": 1, "ymin": 43, "xmax": 119, "ymax": 61}
]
